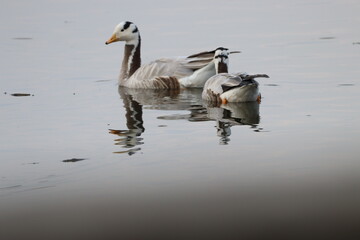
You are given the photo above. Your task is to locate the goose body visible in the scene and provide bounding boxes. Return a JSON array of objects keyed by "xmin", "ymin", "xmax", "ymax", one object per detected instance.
[
  {"xmin": 202, "ymin": 49, "xmax": 269, "ymax": 104},
  {"xmin": 106, "ymin": 21, "xmax": 219, "ymax": 89}
]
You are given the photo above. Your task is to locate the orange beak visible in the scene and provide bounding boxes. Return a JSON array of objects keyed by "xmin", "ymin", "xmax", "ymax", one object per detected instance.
[{"xmin": 105, "ymin": 34, "xmax": 119, "ymax": 45}]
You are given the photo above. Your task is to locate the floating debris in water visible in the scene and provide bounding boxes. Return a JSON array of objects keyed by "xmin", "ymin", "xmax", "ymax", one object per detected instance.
[
  {"xmin": 62, "ymin": 158, "xmax": 87, "ymax": 163},
  {"xmin": 22, "ymin": 162, "xmax": 40, "ymax": 165},
  {"xmin": 338, "ymin": 83, "xmax": 355, "ymax": 87},
  {"xmin": 353, "ymin": 42, "xmax": 360, "ymax": 45},
  {"xmin": 158, "ymin": 125, "xmax": 167, "ymax": 127},
  {"xmin": 10, "ymin": 93, "xmax": 33, "ymax": 97},
  {"xmin": 12, "ymin": 37, "xmax": 33, "ymax": 40},
  {"xmin": 319, "ymin": 36, "xmax": 335, "ymax": 40},
  {"xmin": 113, "ymin": 148, "xmax": 141, "ymax": 155},
  {"xmin": 95, "ymin": 79, "xmax": 113, "ymax": 82},
  {"xmin": 264, "ymin": 84, "xmax": 279, "ymax": 87}
]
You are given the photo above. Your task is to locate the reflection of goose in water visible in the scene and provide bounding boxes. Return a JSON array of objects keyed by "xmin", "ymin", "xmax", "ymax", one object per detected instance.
[
  {"xmin": 109, "ymin": 87, "xmax": 203, "ymax": 155},
  {"xmin": 155, "ymin": 94, "xmax": 262, "ymax": 144},
  {"xmin": 110, "ymin": 88, "xmax": 262, "ymax": 153},
  {"xmin": 204, "ymin": 102, "xmax": 260, "ymax": 144},
  {"xmin": 109, "ymin": 88, "xmax": 145, "ymax": 155}
]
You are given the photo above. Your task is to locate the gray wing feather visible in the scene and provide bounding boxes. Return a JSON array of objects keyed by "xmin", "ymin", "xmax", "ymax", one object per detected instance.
[
  {"xmin": 124, "ymin": 49, "xmax": 217, "ymax": 89},
  {"xmin": 237, "ymin": 73, "xmax": 269, "ymax": 80}
]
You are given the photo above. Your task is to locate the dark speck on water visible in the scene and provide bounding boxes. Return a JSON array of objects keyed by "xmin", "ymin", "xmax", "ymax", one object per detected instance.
[
  {"xmin": 338, "ymin": 83, "xmax": 355, "ymax": 87},
  {"xmin": 62, "ymin": 158, "xmax": 87, "ymax": 163},
  {"xmin": 319, "ymin": 36, "xmax": 336, "ymax": 40},
  {"xmin": 264, "ymin": 84, "xmax": 279, "ymax": 86},
  {"xmin": 353, "ymin": 42, "xmax": 360, "ymax": 45},
  {"xmin": 95, "ymin": 79, "xmax": 113, "ymax": 82},
  {"xmin": 10, "ymin": 93, "xmax": 32, "ymax": 97},
  {"xmin": 113, "ymin": 148, "xmax": 141, "ymax": 155},
  {"xmin": 23, "ymin": 162, "xmax": 40, "ymax": 165}
]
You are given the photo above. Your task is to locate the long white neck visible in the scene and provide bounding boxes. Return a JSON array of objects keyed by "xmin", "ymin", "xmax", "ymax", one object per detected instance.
[
  {"xmin": 179, "ymin": 61, "xmax": 216, "ymax": 88},
  {"xmin": 119, "ymin": 35, "xmax": 141, "ymax": 85}
]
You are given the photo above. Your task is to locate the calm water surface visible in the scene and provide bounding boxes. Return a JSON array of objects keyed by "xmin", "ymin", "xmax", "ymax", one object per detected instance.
[{"xmin": 1, "ymin": 0, "xmax": 360, "ymax": 239}]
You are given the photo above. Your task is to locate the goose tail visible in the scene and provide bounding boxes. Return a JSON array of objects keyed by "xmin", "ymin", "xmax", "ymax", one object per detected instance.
[{"xmin": 238, "ymin": 73, "xmax": 270, "ymax": 80}]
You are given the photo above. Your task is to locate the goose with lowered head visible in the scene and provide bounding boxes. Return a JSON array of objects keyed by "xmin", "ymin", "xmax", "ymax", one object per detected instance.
[
  {"xmin": 202, "ymin": 48, "xmax": 269, "ymax": 104},
  {"xmin": 105, "ymin": 21, "xmax": 238, "ymax": 89}
]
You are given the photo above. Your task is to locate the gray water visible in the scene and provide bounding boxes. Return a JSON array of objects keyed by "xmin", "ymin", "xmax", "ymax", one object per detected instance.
[{"xmin": 1, "ymin": 0, "xmax": 360, "ymax": 239}]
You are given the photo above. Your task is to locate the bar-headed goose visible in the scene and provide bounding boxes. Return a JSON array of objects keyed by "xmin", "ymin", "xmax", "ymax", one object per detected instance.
[
  {"xmin": 106, "ymin": 21, "xmax": 238, "ymax": 89},
  {"xmin": 202, "ymin": 48, "xmax": 269, "ymax": 104}
]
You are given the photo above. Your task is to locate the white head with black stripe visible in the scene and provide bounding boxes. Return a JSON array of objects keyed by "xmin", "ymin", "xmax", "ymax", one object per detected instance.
[
  {"xmin": 106, "ymin": 21, "xmax": 140, "ymax": 45},
  {"xmin": 213, "ymin": 47, "xmax": 241, "ymax": 74},
  {"xmin": 214, "ymin": 47, "xmax": 230, "ymax": 74}
]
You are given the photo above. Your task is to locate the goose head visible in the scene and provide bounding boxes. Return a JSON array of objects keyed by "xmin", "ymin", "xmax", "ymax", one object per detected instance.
[
  {"xmin": 214, "ymin": 47, "xmax": 230, "ymax": 74},
  {"xmin": 105, "ymin": 21, "xmax": 140, "ymax": 45}
]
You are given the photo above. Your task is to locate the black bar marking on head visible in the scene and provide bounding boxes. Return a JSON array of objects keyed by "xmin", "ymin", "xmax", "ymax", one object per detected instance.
[
  {"xmin": 215, "ymin": 47, "xmax": 229, "ymax": 51},
  {"xmin": 215, "ymin": 54, "xmax": 228, "ymax": 59},
  {"xmin": 123, "ymin": 21, "xmax": 132, "ymax": 30}
]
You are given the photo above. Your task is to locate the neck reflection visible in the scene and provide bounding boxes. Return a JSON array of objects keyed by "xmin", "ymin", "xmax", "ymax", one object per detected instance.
[
  {"xmin": 110, "ymin": 88, "xmax": 262, "ymax": 155},
  {"xmin": 109, "ymin": 88, "xmax": 145, "ymax": 155}
]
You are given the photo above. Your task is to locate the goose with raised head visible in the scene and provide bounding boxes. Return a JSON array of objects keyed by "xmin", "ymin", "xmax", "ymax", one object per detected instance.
[
  {"xmin": 202, "ymin": 48, "xmax": 269, "ymax": 104},
  {"xmin": 105, "ymin": 21, "xmax": 237, "ymax": 89}
]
